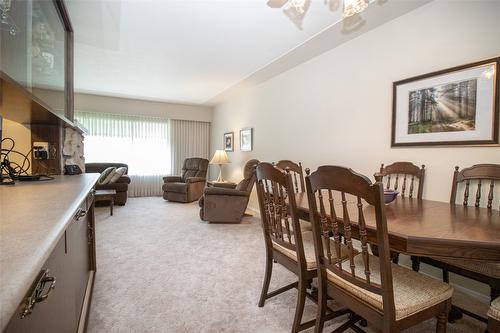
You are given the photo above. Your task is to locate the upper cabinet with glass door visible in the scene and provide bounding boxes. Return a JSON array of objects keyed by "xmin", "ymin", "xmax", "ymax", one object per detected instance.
[{"xmin": 0, "ymin": 0, "xmax": 73, "ymax": 121}]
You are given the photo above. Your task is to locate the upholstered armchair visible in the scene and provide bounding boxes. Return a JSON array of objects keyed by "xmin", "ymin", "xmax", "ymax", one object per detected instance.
[
  {"xmin": 162, "ymin": 158, "xmax": 209, "ymax": 203},
  {"xmin": 199, "ymin": 159, "xmax": 259, "ymax": 223}
]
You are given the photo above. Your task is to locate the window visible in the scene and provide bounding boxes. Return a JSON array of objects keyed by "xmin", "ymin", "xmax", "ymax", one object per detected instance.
[{"xmin": 76, "ymin": 112, "xmax": 170, "ymax": 196}]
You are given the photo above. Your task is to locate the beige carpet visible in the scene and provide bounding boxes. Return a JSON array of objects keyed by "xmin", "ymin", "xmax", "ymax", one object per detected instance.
[{"xmin": 88, "ymin": 197, "xmax": 488, "ymax": 333}]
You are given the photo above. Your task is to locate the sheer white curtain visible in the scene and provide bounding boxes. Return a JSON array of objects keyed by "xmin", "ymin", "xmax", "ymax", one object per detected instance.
[
  {"xmin": 170, "ymin": 119, "xmax": 210, "ymax": 174},
  {"xmin": 76, "ymin": 112, "xmax": 170, "ymax": 197}
]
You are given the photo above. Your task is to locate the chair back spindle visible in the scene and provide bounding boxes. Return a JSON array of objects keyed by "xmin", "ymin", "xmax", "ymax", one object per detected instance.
[
  {"xmin": 378, "ymin": 162, "xmax": 425, "ymax": 199},
  {"xmin": 275, "ymin": 160, "xmax": 306, "ymax": 193},
  {"xmin": 306, "ymin": 166, "xmax": 396, "ymax": 319},
  {"xmin": 256, "ymin": 162, "xmax": 308, "ymax": 268},
  {"xmin": 450, "ymin": 164, "xmax": 500, "ymax": 210}
]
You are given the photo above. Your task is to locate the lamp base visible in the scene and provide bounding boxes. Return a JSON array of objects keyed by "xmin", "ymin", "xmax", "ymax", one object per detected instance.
[{"xmin": 216, "ymin": 165, "xmax": 224, "ymax": 183}]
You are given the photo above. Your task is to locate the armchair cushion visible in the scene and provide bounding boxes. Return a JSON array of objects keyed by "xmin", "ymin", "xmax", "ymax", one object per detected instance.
[
  {"xmin": 186, "ymin": 176, "xmax": 206, "ymax": 183},
  {"xmin": 235, "ymin": 178, "xmax": 250, "ymax": 191},
  {"xmin": 162, "ymin": 182, "xmax": 188, "ymax": 194},
  {"xmin": 163, "ymin": 176, "xmax": 182, "ymax": 183},
  {"xmin": 204, "ymin": 187, "xmax": 248, "ymax": 197},
  {"xmin": 181, "ymin": 158, "xmax": 209, "ymax": 182},
  {"xmin": 205, "ymin": 187, "xmax": 249, "ymax": 197},
  {"xmin": 115, "ymin": 175, "xmax": 131, "ymax": 184}
]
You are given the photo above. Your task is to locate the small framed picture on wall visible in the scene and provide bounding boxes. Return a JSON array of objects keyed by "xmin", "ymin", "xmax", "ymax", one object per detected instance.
[
  {"xmin": 392, "ymin": 57, "xmax": 499, "ymax": 147},
  {"xmin": 240, "ymin": 128, "xmax": 253, "ymax": 152},
  {"xmin": 223, "ymin": 132, "xmax": 234, "ymax": 152}
]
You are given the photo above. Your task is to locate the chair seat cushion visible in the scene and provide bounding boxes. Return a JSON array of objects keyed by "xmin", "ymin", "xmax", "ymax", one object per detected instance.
[
  {"xmin": 488, "ymin": 297, "xmax": 500, "ymax": 320},
  {"xmin": 272, "ymin": 231, "xmax": 349, "ymax": 271},
  {"xmin": 432, "ymin": 257, "xmax": 500, "ymax": 278},
  {"xmin": 326, "ymin": 254, "xmax": 453, "ymax": 320},
  {"xmin": 163, "ymin": 182, "xmax": 188, "ymax": 194}
]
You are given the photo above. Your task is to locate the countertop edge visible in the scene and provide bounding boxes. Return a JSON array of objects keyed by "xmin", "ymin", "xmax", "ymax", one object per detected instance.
[{"xmin": 0, "ymin": 174, "xmax": 99, "ymax": 331}]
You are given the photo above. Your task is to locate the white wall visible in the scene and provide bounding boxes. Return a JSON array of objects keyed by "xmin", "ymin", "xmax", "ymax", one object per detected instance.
[
  {"xmin": 210, "ymin": 1, "xmax": 500, "ymax": 299},
  {"xmin": 74, "ymin": 93, "xmax": 212, "ymax": 122},
  {"xmin": 1, "ymin": 119, "xmax": 32, "ymax": 173},
  {"xmin": 32, "ymin": 89, "xmax": 213, "ymax": 122},
  {"xmin": 211, "ymin": 0, "xmax": 500, "ymax": 206}
]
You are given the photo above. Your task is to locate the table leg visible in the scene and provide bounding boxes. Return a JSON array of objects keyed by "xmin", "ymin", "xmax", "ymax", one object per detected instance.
[{"xmin": 110, "ymin": 199, "xmax": 114, "ymax": 216}]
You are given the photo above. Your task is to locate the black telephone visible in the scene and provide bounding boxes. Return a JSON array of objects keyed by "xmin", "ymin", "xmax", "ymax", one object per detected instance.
[{"xmin": 64, "ymin": 165, "xmax": 82, "ymax": 175}]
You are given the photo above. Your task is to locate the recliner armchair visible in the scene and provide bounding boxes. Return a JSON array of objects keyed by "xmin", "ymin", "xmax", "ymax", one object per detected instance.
[
  {"xmin": 199, "ymin": 159, "xmax": 259, "ymax": 223},
  {"xmin": 162, "ymin": 158, "xmax": 209, "ymax": 203}
]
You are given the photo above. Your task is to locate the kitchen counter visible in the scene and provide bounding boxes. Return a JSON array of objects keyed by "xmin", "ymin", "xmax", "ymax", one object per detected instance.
[{"xmin": 0, "ymin": 174, "xmax": 99, "ymax": 330}]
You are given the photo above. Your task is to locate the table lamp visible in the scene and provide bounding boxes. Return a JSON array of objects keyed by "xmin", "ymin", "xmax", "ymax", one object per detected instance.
[{"xmin": 210, "ymin": 150, "xmax": 230, "ymax": 182}]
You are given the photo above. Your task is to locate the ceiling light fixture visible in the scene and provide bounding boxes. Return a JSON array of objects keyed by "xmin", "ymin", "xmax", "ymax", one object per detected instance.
[
  {"xmin": 343, "ymin": 0, "xmax": 369, "ymax": 18},
  {"xmin": 288, "ymin": 0, "xmax": 307, "ymax": 14}
]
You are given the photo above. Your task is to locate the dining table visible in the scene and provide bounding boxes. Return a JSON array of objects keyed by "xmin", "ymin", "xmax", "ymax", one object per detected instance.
[{"xmin": 294, "ymin": 193, "xmax": 500, "ymax": 262}]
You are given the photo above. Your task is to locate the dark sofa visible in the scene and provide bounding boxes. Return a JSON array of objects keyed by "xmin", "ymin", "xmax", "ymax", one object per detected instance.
[{"xmin": 85, "ymin": 163, "xmax": 131, "ymax": 205}]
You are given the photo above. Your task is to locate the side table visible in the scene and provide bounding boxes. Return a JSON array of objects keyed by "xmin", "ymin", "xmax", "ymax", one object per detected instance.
[{"xmin": 94, "ymin": 189, "xmax": 117, "ymax": 216}]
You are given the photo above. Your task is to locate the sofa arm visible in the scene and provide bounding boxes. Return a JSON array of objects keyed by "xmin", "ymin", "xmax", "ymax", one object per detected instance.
[
  {"xmin": 163, "ymin": 176, "xmax": 182, "ymax": 183},
  {"xmin": 204, "ymin": 187, "xmax": 248, "ymax": 197},
  {"xmin": 186, "ymin": 176, "xmax": 206, "ymax": 183},
  {"xmin": 115, "ymin": 175, "xmax": 131, "ymax": 184}
]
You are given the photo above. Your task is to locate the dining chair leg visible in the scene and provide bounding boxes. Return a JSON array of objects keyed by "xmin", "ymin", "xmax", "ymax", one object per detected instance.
[
  {"xmin": 258, "ymin": 256, "xmax": 273, "ymax": 307},
  {"xmin": 491, "ymin": 288, "xmax": 499, "ymax": 302},
  {"xmin": 436, "ymin": 308, "xmax": 448, "ymax": 333},
  {"xmin": 314, "ymin": 274, "xmax": 327, "ymax": 333},
  {"xmin": 411, "ymin": 256, "xmax": 420, "ymax": 272},
  {"xmin": 291, "ymin": 278, "xmax": 307, "ymax": 333},
  {"xmin": 392, "ymin": 253, "xmax": 400, "ymax": 264},
  {"xmin": 442, "ymin": 269, "xmax": 450, "ymax": 283}
]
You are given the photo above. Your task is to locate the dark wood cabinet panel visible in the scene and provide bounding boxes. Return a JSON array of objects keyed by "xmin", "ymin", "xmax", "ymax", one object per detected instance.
[
  {"xmin": 67, "ymin": 203, "xmax": 91, "ymax": 324},
  {"xmin": 5, "ymin": 234, "xmax": 76, "ymax": 333},
  {"xmin": 5, "ymin": 192, "xmax": 95, "ymax": 333}
]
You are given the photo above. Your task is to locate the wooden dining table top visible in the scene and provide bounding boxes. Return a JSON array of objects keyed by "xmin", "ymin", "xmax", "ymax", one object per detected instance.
[{"xmin": 294, "ymin": 193, "xmax": 500, "ymax": 262}]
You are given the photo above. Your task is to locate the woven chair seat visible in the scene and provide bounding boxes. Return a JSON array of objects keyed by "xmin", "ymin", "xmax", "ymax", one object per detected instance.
[
  {"xmin": 272, "ymin": 231, "xmax": 349, "ymax": 270},
  {"xmin": 489, "ymin": 297, "xmax": 500, "ymax": 321},
  {"xmin": 431, "ymin": 257, "xmax": 500, "ymax": 278},
  {"xmin": 326, "ymin": 254, "xmax": 453, "ymax": 320}
]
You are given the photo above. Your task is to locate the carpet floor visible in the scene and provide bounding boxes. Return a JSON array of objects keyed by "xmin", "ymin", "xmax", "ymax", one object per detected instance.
[{"xmin": 88, "ymin": 197, "xmax": 488, "ymax": 333}]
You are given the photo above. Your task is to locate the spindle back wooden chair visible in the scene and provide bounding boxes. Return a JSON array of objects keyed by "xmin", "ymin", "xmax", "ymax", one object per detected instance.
[
  {"xmin": 373, "ymin": 162, "xmax": 425, "ymax": 264},
  {"xmin": 275, "ymin": 160, "xmax": 306, "ymax": 193},
  {"xmin": 379, "ymin": 162, "xmax": 425, "ymax": 199},
  {"xmin": 256, "ymin": 162, "xmax": 350, "ymax": 332},
  {"xmin": 412, "ymin": 164, "xmax": 500, "ymax": 323},
  {"xmin": 306, "ymin": 165, "xmax": 451, "ymax": 333},
  {"xmin": 488, "ymin": 297, "xmax": 500, "ymax": 333},
  {"xmin": 255, "ymin": 162, "xmax": 320, "ymax": 333}
]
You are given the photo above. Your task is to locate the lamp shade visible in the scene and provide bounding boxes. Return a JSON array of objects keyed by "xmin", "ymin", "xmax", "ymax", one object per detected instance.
[{"xmin": 210, "ymin": 150, "xmax": 230, "ymax": 165}]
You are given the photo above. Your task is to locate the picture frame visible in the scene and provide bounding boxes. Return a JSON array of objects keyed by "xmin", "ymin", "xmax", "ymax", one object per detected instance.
[
  {"xmin": 392, "ymin": 57, "xmax": 499, "ymax": 147},
  {"xmin": 240, "ymin": 128, "xmax": 253, "ymax": 152},
  {"xmin": 223, "ymin": 132, "xmax": 234, "ymax": 152}
]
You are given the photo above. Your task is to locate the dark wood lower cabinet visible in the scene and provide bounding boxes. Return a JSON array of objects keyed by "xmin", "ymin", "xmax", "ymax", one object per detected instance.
[{"xmin": 5, "ymin": 193, "xmax": 96, "ymax": 333}]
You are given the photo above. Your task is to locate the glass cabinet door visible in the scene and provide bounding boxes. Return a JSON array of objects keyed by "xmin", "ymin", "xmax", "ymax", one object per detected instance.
[{"xmin": 1, "ymin": 0, "xmax": 68, "ymax": 119}]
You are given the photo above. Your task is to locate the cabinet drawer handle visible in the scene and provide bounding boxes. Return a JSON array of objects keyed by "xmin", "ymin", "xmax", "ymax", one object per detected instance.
[
  {"xmin": 75, "ymin": 208, "xmax": 87, "ymax": 221},
  {"xmin": 20, "ymin": 269, "xmax": 56, "ymax": 319}
]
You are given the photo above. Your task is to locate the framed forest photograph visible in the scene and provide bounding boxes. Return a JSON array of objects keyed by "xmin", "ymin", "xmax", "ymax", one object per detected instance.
[{"xmin": 392, "ymin": 57, "xmax": 499, "ymax": 147}]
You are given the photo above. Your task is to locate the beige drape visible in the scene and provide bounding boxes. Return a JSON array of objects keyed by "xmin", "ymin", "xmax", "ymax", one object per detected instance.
[{"xmin": 169, "ymin": 119, "xmax": 211, "ymax": 175}]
